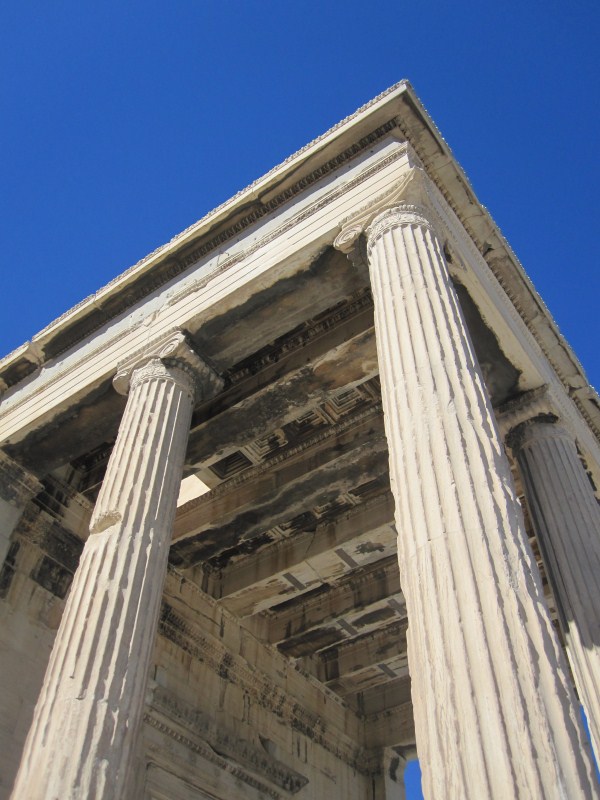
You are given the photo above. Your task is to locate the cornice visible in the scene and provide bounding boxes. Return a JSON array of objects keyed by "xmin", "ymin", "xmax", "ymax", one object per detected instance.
[
  {"xmin": 143, "ymin": 712, "xmax": 282, "ymax": 799},
  {"xmin": 0, "ymin": 146, "xmax": 406, "ymax": 432},
  {"xmin": 0, "ymin": 101, "xmax": 403, "ymax": 378},
  {"xmin": 332, "ymin": 137, "xmax": 600, "ymax": 449},
  {"xmin": 2, "ymin": 80, "xmax": 598, "ymax": 453},
  {"xmin": 390, "ymin": 102, "xmax": 600, "ymax": 444},
  {"xmin": 0, "ymin": 143, "xmax": 405, "ymax": 429}
]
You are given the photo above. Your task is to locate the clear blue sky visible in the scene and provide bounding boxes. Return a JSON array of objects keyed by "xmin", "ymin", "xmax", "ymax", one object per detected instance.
[{"xmin": 1, "ymin": 4, "xmax": 599, "ymax": 796}]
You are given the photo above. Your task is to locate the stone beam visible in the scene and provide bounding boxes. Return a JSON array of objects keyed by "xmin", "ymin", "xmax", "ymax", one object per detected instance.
[
  {"xmin": 171, "ymin": 426, "xmax": 389, "ymax": 569},
  {"xmin": 192, "ymin": 296, "xmax": 373, "ymax": 429},
  {"xmin": 358, "ymin": 674, "xmax": 413, "ymax": 718},
  {"xmin": 185, "ymin": 326, "xmax": 378, "ymax": 468},
  {"xmin": 256, "ymin": 554, "xmax": 401, "ymax": 644},
  {"xmin": 204, "ymin": 488, "xmax": 395, "ymax": 602},
  {"xmin": 303, "ymin": 619, "xmax": 408, "ymax": 684},
  {"xmin": 276, "ymin": 590, "xmax": 405, "ymax": 659},
  {"xmin": 194, "ymin": 248, "xmax": 368, "ymax": 371},
  {"xmin": 330, "ymin": 659, "xmax": 410, "ymax": 699},
  {"xmin": 4, "ymin": 292, "xmax": 374, "ymax": 481},
  {"xmin": 364, "ymin": 700, "xmax": 416, "ymax": 750},
  {"xmin": 219, "ymin": 520, "xmax": 397, "ymax": 619},
  {"xmin": 174, "ymin": 410, "xmax": 384, "ymax": 545}
]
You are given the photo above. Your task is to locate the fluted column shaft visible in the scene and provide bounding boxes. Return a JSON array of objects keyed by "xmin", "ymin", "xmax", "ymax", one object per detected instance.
[
  {"xmin": 11, "ymin": 334, "xmax": 219, "ymax": 800},
  {"xmin": 512, "ymin": 420, "xmax": 600, "ymax": 759},
  {"xmin": 364, "ymin": 201, "xmax": 597, "ymax": 799}
]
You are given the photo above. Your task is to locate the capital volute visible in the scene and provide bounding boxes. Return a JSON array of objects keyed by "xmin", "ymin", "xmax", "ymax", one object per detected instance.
[
  {"xmin": 113, "ymin": 330, "xmax": 223, "ymax": 404},
  {"xmin": 366, "ymin": 203, "xmax": 436, "ymax": 249},
  {"xmin": 496, "ymin": 386, "xmax": 566, "ymax": 449},
  {"xmin": 333, "ymin": 166, "xmax": 436, "ymax": 256}
]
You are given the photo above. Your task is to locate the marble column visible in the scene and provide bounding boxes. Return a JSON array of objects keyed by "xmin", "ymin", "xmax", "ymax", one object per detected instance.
[
  {"xmin": 11, "ymin": 331, "xmax": 222, "ymax": 800},
  {"xmin": 0, "ymin": 451, "xmax": 42, "ymax": 567},
  {"xmin": 337, "ymin": 180, "xmax": 598, "ymax": 798},
  {"xmin": 510, "ymin": 419, "xmax": 600, "ymax": 760}
]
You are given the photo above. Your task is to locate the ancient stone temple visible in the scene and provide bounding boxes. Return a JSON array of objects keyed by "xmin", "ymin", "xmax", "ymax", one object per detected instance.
[{"xmin": 1, "ymin": 81, "xmax": 599, "ymax": 800}]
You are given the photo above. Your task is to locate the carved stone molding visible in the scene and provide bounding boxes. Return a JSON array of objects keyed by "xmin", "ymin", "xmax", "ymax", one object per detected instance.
[
  {"xmin": 496, "ymin": 386, "xmax": 558, "ymax": 443},
  {"xmin": 144, "ymin": 712, "xmax": 282, "ymax": 800},
  {"xmin": 333, "ymin": 159, "xmax": 434, "ymax": 257},
  {"xmin": 0, "ymin": 141, "xmax": 408, "ymax": 439},
  {"xmin": 159, "ymin": 573, "xmax": 368, "ymax": 773},
  {"xmin": 495, "ymin": 385, "xmax": 595, "ymax": 463},
  {"xmin": 9, "ymin": 504, "xmax": 83, "ymax": 568},
  {"xmin": 159, "ymin": 606, "xmax": 326, "ymax": 741},
  {"xmin": 508, "ymin": 416, "xmax": 578, "ymax": 455},
  {"xmin": 113, "ymin": 329, "xmax": 223, "ymax": 403},
  {"xmin": 0, "ymin": 450, "xmax": 42, "ymax": 507},
  {"xmin": 178, "ymin": 402, "xmax": 382, "ymax": 516},
  {"xmin": 496, "ymin": 387, "xmax": 600, "ymax": 489},
  {"xmin": 146, "ymin": 685, "xmax": 309, "ymax": 795},
  {"xmin": 226, "ymin": 288, "xmax": 373, "ymax": 385},
  {"xmin": 0, "ymin": 502, "xmax": 84, "ymax": 602},
  {"xmin": 366, "ymin": 203, "xmax": 435, "ymax": 247},
  {"xmin": 1, "ymin": 109, "xmax": 402, "ymax": 373}
]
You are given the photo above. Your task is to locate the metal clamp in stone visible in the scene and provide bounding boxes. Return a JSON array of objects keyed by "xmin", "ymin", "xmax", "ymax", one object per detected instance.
[{"xmin": 112, "ymin": 330, "xmax": 223, "ymax": 404}]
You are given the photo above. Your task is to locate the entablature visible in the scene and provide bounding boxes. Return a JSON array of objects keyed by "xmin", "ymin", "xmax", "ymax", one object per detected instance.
[{"xmin": 1, "ymin": 80, "xmax": 598, "ymax": 456}]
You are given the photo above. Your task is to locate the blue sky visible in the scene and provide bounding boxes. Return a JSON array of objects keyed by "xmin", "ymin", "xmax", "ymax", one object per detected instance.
[{"xmin": 1, "ymin": 4, "xmax": 599, "ymax": 796}]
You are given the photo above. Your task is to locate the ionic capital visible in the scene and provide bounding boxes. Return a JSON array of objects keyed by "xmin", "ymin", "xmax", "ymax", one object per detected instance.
[
  {"xmin": 496, "ymin": 386, "xmax": 570, "ymax": 451},
  {"xmin": 509, "ymin": 418, "xmax": 575, "ymax": 455},
  {"xmin": 113, "ymin": 330, "xmax": 223, "ymax": 404},
  {"xmin": 333, "ymin": 166, "xmax": 435, "ymax": 256},
  {"xmin": 366, "ymin": 203, "xmax": 435, "ymax": 249}
]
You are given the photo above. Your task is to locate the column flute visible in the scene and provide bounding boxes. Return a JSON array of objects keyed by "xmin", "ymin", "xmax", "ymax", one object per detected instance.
[
  {"xmin": 508, "ymin": 416, "xmax": 600, "ymax": 761},
  {"xmin": 11, "ymin": 331, "xmax": 222, "ymax": 800},
  {"xmin": 336, "ymin": 168, "xmax": 598, "ymax": 799}
]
